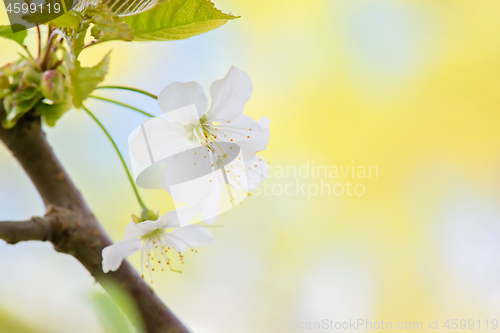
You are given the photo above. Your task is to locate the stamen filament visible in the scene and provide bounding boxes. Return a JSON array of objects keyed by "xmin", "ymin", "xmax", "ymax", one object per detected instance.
[
  {"xmin": 141, "ymin": 241, "xmax": 145, "ymax": 279},
  {"xmin": 146, "ymin": 242, "xmax": 153, "ymax": 283},
  {"xmin": 95, "ymin": 85, "xmax": 158, "ymax": 100},
  {"xmin": 89, "ymin": 95, "xmax": 154, "ymax": 118},
  {"xmin": 159, "ymin": 234, "xmax": 183, "ymax": 273},
  {"xmin": 227, "ymin": 170, "xmax": 250, "ymax": 195},
  {"xmin": 152, "ymin": 238, "xmax": 165, "ymax": 272}
]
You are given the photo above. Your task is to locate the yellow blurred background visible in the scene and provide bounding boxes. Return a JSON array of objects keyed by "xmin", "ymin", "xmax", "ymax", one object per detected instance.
[{"xmin": 2, "ymin": 0, "xmax": 500, "ymax": 332}]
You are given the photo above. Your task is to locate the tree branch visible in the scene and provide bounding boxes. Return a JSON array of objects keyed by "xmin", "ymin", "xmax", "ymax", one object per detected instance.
[
  {"xmin": 0, "ymin": 107, "xmax": 190, "ymax": 333},
  {"xmin": 0, "ymin": 217, "xmax": 51, "ymax": 244}
]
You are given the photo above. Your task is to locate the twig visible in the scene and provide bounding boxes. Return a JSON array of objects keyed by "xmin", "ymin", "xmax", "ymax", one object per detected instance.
[
  {"xmin": 95, "ymin": 85, "xmax": 158, "ymax": 100},
  {"xmin": 36, "ymin": 25, "xmax": 42, "ymax": 58},
  {"xmin": 40, "ymin": 29, "xmax": 66, "ymax": 70},
  {"xmin": 0, "ymin": 217, "xmax": 51, "ymax": 244},
  {"xmin": 89, "ymin": 95, "xmax": 154, "ymax": 117}
]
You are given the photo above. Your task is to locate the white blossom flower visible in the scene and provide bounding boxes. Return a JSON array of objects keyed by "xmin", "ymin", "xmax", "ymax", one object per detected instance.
[
  {"xmin": 128, "ymin": 66, "xmax": 270, "ymax": 224},
  {"xmin": 229, "ymin": 117, "xmax": 270, "ymax": 193},
  {"xmin": 129, "ymin": 66, "xmax": 269, "ymax": 164},
  {"xmin": 102, "ymin": 209, "xmax": 214, "ymax": 281},
  {"xmin": 181, "ymin": 154, "xmax": 268, "ymax": 225},
  {"xmin": 157, "ymin": 66, "xmax": 269, "ymax": 158}
]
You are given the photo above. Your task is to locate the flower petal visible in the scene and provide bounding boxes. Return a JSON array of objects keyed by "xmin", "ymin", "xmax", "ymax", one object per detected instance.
[
  {"xmin": 129, "ymin": 116, "xmax": 188, "ymax": 165},
  {"xmin": 123, "ymin": 221, "xmax": 161, "ymax": 240},
  {"xmin": 166, "ymin": 172, "xmax": 217, "ymax": 209},
  {"xmin": 164, "ymin": 104, "xmax": 201, "ymax": 127},
  {"xmin": 156, "ymin": 210, "xmax": 181, "ymax": 229},
  {"xmin": 158, "ymin": 81, "xmax": 207, "ymax": 120},
  {"xmin": 257, "ymin": 116, "xmax": 270, "ymax": 130},
  {"xmin": 210, "ymin": 114, "xmax": 270, "ymax": 159},
  {"xmin": 206, "ymin": 66, "xmax": 253, "ymax": 122},
  {"xmin": 161, "ymin": 142, "xmax": 249, "ymax": 224},
  {"xmin": 245, "ymin": 156, "xmax": 269, "ymax": 191},
  {"xmin": 166, "ymin": 225, "xmax": 215, "ymax": 253},
  {"xmin": 161, "ymin": 145, "xmax": 217, "ymax": 206},
  {"xmin": 102, "ymin": 239, "xmax": 142, "ymax": 273},
  {"xmin": 157, "ymin": 205, "xmax": 202, "ymax": 229},
  {"xmin": 199, "ymin": 182, "xmax": 222, "ymax": 224}
]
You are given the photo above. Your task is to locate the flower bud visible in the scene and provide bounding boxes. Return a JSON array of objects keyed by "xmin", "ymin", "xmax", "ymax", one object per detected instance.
[
  {"xmin": 35, "ymin": 99, "xmax": 72, "ymax": 127},
  {"xmin": 0, "ymin": 73, "xmax": 9, "ymax": 91},
  {"xmin": 147, "ymin": 210, "xmax": 158, "ymax": 221},
  {"xmin": 41, "ymin": 70, "xmax": 65, "ymax": 103},
  {"xmin": 22, "ymin": 67, "xmax": 42, "ymax": 87}
]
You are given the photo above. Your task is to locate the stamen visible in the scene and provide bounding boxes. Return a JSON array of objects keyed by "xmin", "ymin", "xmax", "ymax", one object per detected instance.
[
  {"xmin": 159, "ymin": 234, "xmax": 182, "ymax": 273},
  {"xmin": 141, "ymin": 240, "xmax": 145, "ymax": 279},
  {"xmin": 152, "ymin": 236, "xmax": 166, "ymax": 272},
  {"xmin": 145, "ymin": 241, "xmax": 154, "ymax": 283}
]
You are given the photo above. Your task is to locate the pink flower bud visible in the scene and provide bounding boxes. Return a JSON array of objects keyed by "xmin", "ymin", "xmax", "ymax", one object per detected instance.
[{"xmin": 41, "ymin": 70, "xmax": 65, "ymax": 103}]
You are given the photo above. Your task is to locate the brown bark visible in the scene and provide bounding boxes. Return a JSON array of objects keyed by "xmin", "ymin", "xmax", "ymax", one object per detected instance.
[
  {"xmin": 0, "ymin": 107, "xmax": 190, "ymax": 333},
  {"xmin": 0, "ymin": 216, "xmax": 52, "ymax": 244}
]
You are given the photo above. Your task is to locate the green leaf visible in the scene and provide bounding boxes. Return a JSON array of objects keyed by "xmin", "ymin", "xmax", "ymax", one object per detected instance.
[
  {"xmin": 35, "ymin": 99, "xmax": 72, "ymax": 127},
  {"xmin": 102, "ymin": 0, "xmax": 162, "ymax": 17},
  {"xmin": 125, "ymin": 0, "xmax": 238, "ymax": 41},
  {"xmin": 0, "ymin": 306, "xmax": 43, "ymax": 333},
  {"xmin": 69, "ymin": 53, "xmax": 110, "ymax": 108},
  {"xmin": 0, "ymin": 25, "xmax": 28, "ymax": 46},
  {"xmin": 90, "ymin": 292, "xmax": 136, "ymax": 333},
  {"xmin": 13, "ymin": 86, "xmax": 39, "ymax": 102},
  {"xmin": 2, "ymin": 90, "xmax": 43, "ymax": 129},
  {"xmin": 49, "ymin": 11, "xmax": 84, "ymax": 30},
  {"xmin": 90, "ymin": 279, "xmax": 145, "ymax": 333},
  {"xmin": 73, "ymin": 23, "xmax": 91, "ymax": 59},
  {"xmin": 86, "ymin": 5, "xmax": 133, "ymax": 42}
]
